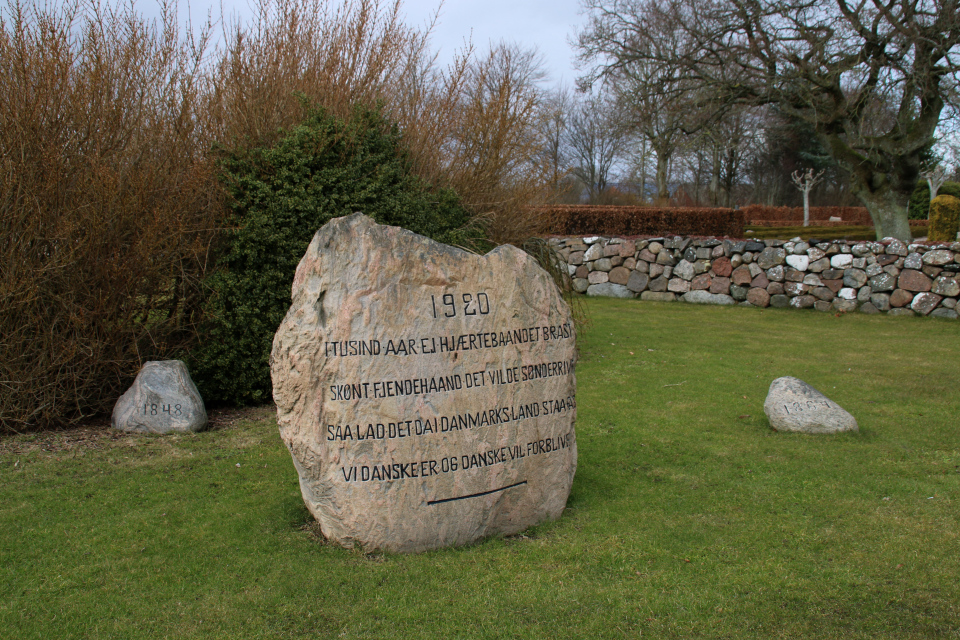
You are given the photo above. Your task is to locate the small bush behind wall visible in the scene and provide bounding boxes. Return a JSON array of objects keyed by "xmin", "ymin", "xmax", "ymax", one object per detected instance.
[
  {"xmin": 192, "ymin": 104, "xmax": 477, "ymax": 406},
  {"xmin": 909, "ymin": 180, "xmax": 960, "ymax": 220},
  {"xmin": 928, "ymin": 194, "xmax": 960, "ymax": 242}
]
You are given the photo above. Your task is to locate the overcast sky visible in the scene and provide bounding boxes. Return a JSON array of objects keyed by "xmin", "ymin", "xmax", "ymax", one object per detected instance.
[
  {"xmin": 164, "ymin": 0, "xmax": 588, "ymax": 87},
  {"xmin": 400, "ymin": 0, "xmax": 587, "ymax": 86}
]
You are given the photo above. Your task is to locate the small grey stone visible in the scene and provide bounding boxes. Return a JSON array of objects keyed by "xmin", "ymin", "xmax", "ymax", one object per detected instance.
[
  {"xmin": 790, "ymin": 295, "xmax": 816, "ymax": 309},
  {"xmin": 868, "ymin": 273, "xmax": 896, "ymax": 292},
  {"xmin": 830, "ymin": 254, "xmax": 853, "ymax": 269},
  {"xmin": 594, "ymin": 258, "xmax": 613, "ymax": 272},
  {"xmin": 764, "ymin": 377, "xmax": 858, "ymax": 433},
  {"xmin": 931, "ymin": 276, "xmax": 960, "ymax": 297},
  {"xmin": 785, "ymin": 254, "xmax": 809, "ymax": 271},
  {"xmin": 884, "ymin": 238, "xmax": 908, "ymax": 256},
  {"xmin": 930, "ymin": 308, "xmax": 959, "ymax": 319},
  {"xmin": 910, "ymin": 292, "xmax": 942, "ymax": 316},
  {"xmin": 587, "ymin": 270, "xmax": 609, "ymax": 284},
  {"xmin": 730, "ymin": 285, "xmax": 749, "ymax": 301},
  {"xmin": 112, "ymin": 360, "xmax": 207, "ymax": 434},
  {"xmin": 656, "ymin": 251, "xmax": 675, "ymax": 266},
  {"xmin": 904, "ymin": 253, "xmax": 923, "ymax": 270},
  {"xmin": 843, "ymin": 269, "xmax": 867, "ymax": 289},
  {"xmin": 923, "ymin": 249, "xmax": 954, "ymax": 266},
  {"xmin": 586, "ymin": 283, "xmax": 635, "ymax": 298},
  {"xmin": 572, "ymin": 278, "xmax": 589, "ymax": 293},
  {"xmin": 648, "ymin": 276, "xmax": 669, "ymax": 292},
  {"xmin": 814, "ymin": 300, "xmax": 833, "ymax": 312},
  {"xmin": 783, "ymin": 281, "xmax": 809, "ymax": 296},
  {"xmin": 859, "ymin": 302, "xmax": 880, "ymax": 314},
  {"xmin": 584, "ymin": 244, "xmax": 604, "ymax": 261},
  {"xmin": 757, "ymin": 247, "xmax": 787, "ymax": 269},
  {"xmin": 770, "ymin": 294, "xmax": 790, "ymax": 308},
  {"xmin": 833, "ymin": 299, "xmax": 857, "ymax": 312},
  {"xmin": 808, "ymin": 258, "xmax": 831, "ymax": 273},
  {"xmin": 887, "ymin": 308, "xmax": 916, "ymax": 316},
  {"xmin": 626, "ymin": 271, "xmax": 649, "ymax": 293},
  {"xmin": 869, "ymin": 293, "xmax": 890, "ymax": 311},
  {"xmin": 674, "ymin": 259, "xmax": 696, "ymax": 281},
  {"xmin": 851, "ymin": 243, "xmax": 872, "ymax": 257},
  {"xmin": 681, "ymin": 290, "xmax": 736, "ymax": 305},
  {"xmin": 640, "ymin": 291, "xmax": 677, "ymax": 302}
]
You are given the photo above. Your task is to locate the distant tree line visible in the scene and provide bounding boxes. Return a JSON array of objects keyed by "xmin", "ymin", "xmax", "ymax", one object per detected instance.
[{"xmin": 536, "ymin": 0, "xmax": 960, "ymax": 242}]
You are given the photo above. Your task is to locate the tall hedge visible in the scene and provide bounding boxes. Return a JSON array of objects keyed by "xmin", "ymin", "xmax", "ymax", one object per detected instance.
[
  {"xmin": 191, "ymin": 105, "xmax": 476, "ymax": 406},
  {"xmin": 538, "ymin": 205, "xmax": 744, "ymax": 237}
]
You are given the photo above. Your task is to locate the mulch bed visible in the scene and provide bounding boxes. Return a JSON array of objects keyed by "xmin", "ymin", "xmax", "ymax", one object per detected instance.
[{"xmin": 0, "ymin": 405, "xmax": 275, "ymax": 456}]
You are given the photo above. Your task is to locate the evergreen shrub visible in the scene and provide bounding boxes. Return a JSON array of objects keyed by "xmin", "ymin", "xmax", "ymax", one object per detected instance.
[
  {"xmin": 192, "ymin": 104, "xmax": 477, "ymax": 406},
  {"xmin": 928, "ymin": 194, "xmax": 960, "ymax": 242},
  {"xmin": 909, "ymin": 180, "xmax": 960, "ymax": 219}
]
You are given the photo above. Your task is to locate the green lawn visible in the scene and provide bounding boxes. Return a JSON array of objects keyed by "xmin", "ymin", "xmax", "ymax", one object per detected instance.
[{"xmin": 2, "ymin": 299, "xmax": 958, "ymax": 639}]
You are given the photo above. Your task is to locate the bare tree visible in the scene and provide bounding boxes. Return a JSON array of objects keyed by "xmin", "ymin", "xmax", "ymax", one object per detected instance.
[
  {"xmin": 792, "ymin": 168, "xmax": 827, "ymax": 226},
  {"xmin": 920, "ymin": 163, "xmax": 949, "ymax": 200},
  {"xmin": 576, "ymin": 0, "xmax": 960, "ymax": 241},
  {"xmin": 577, "ymin": 3, "xmax": 707, "ymax": 204},
  {"xmin": 535, "ymin": 86, "xmax": 575, "ymax": 201},
  {"xmin": 565, "ymin": 90, "xmax": 629, "ymax": 202}
]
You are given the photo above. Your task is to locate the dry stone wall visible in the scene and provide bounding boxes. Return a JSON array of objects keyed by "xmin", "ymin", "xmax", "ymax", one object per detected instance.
[{"xmin": 552, "ymin": 235, "xmax": 960, "ymax": 318}]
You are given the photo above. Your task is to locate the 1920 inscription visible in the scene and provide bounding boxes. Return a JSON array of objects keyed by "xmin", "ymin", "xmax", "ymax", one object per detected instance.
[
  {"xmin": 271, "ymin": 213, "xmax": 577, "ymax": 552},
  {"xmin": 430, "ymin": 292, "xmax": 490, "ymax": 317}
]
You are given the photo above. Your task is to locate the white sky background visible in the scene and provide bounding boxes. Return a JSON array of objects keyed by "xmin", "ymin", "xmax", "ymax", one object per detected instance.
[{"xmin": 158, "ymin": 0, "xmax": 588, "ymax": 88}]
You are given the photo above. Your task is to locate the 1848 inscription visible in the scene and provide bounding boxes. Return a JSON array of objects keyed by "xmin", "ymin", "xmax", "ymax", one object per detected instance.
[{"xmin": 271, "ymin": 214, "xmax": 577, "ymax": 552}]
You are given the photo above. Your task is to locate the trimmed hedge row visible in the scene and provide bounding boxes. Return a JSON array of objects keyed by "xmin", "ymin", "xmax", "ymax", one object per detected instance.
[
  {"xmin": 739, "ymin": 205, "xmax": 872, "ymax": 224},
  {"xmin": 541, "ymin": 206, "xmax": 744, "ymax": 237}
]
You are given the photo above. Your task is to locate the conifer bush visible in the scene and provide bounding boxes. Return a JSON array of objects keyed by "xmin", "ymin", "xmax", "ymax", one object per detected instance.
[
  {"xmin": 191, "ymin": 104, "xmax": 478, "ymax": 406},
  {"xmin": 927, "ymin": 194, "xmax": 960, "ymax": 242},
  {"xmin": 909, "ymin": 179, "xmax": 960, "ymax": 219}
]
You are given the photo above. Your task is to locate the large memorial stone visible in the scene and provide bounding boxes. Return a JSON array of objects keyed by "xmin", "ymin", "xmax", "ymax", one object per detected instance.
[
  {"xmin": 271, "ymin": 214, "xmax": 578, "ymax": 552},
  {"xmin": 112, "ymin": 360, "xmax": 207, "ymax": 433},
  {"xmin": 763, "ymin": 376, "xmax": 858, "ymax": 434}
]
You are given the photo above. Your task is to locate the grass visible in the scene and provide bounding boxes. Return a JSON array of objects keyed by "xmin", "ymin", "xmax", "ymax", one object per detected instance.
[
  {"xmin": 1, "ymin": 299, "xmax": 959, "ymax": 639},
  {"xmin": 743, "ymin": 224, "xmax": 929, "ymax": 241}
]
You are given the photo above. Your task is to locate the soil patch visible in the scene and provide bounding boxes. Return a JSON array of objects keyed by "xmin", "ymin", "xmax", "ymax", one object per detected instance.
[{"xmin": 0, "ymin": 405, "xmax": 275, "ymax": 456}]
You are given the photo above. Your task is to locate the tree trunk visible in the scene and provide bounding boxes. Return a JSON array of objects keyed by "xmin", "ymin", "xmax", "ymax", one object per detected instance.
[
  {"xmin": 851, "ymin": 180, "xmax": 913, "ymax": 242},
  {"xmin": 655, "ymin": 152, "xmax": 670, "ymax": 205},
  {"xmin": 802, "ymin": 189, "xmax": 810, "ymax": 227}
]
